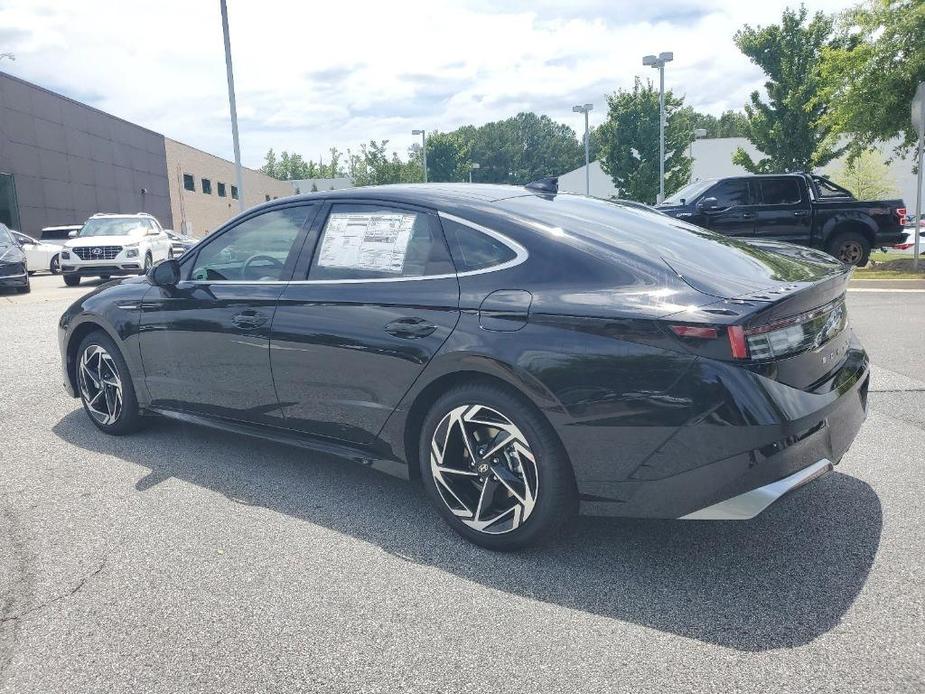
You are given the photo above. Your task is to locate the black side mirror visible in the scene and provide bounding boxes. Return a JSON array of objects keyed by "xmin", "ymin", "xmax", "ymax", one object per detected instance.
[
  {"xmin": 697, "ymin": 196, "xmax": 721, "ymax": 212},
  {"xmin": 149, "ymin": 258, "xmax": 180, "ymax": 287}
]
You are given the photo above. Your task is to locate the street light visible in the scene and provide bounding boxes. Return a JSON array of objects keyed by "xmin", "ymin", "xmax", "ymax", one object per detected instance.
[
  {"xmin": 220, "ymin": 0, "xmax": 244, "ymax": 212},
  {"xmin": 412, "ymin": 129, "xmax": 428, "ymax": 183},
  {"xmin": 572, "ymin": 103, "xmax": 594, "ymax": 196},
  {"xmin": 643, "ymin": 50, "xmax": 674, "ymax": 203},
  {"xmin": 469, "ymin": 162, "xmax": 480, "ymax": 184}
]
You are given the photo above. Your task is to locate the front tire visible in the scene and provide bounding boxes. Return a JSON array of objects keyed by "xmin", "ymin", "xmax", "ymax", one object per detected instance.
[
  {"xmin": 827, "ymin": 231, "xmax": 871, "ymax": 267},
  {"xmin": 75, "ymin": 331, "xmax": 144, "ymax": 435},
  {"xmin": 143, "ymin": 253, "xmax": 153, "ymax": 273},
  {"xmin": 50, "ymin": 254, "xmax": 60, "ymax": 274},
  {"xmin": 63, "ymin": 274, "xmax": 80, "ymax": 287},
  {"xmin": 419, "ymin": 383, "xmax": 577, "ymax": 550}
]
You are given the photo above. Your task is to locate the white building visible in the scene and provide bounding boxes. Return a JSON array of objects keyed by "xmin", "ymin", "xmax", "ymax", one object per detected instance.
[{"xmin": 558, "ymin": 137, "xmax": 920, "ymax": 206}]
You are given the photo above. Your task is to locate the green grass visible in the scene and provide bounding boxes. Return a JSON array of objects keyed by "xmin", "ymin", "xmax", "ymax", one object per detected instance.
[{"xmin": 853, "ymin": 252, "xmax": 925, "ymax": 279}]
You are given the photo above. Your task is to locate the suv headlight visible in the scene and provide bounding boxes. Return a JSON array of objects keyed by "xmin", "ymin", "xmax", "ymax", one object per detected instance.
[
  {"xmin": 124, "ymin": 242, "xmax": 139, "ymax": 258},
  {"xmin": 61, "ymin": 251, "xmax": 70, "ymax": 259}
]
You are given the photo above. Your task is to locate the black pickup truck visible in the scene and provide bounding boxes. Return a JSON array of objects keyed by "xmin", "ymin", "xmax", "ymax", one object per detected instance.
[{"xmin": 655, "ymin": 173, "xmax": 906, "ymax": 266}]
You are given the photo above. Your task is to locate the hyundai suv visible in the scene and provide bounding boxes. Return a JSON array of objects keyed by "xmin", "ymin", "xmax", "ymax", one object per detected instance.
[{"xmin": 61, "ymin": 213, "xmax": 172, "ymax": 286}]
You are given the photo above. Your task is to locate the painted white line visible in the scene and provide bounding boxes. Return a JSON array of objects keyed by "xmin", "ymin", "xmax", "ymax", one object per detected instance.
[{"xmin": 848, "ymin": 288, "xmax": 925, "ymax": 293}]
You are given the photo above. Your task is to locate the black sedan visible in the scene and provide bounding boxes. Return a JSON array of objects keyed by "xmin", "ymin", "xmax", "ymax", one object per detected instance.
[
  {"xmin": 0, "ymin": 223, "xmax": 30, "ymax": 294},
  {"xmin": 57, "ymin": 182, "xmax": 869, "ymax": 550}
]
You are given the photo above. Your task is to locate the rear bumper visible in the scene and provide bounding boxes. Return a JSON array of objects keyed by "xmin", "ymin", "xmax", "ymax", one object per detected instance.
[
  {"xmin": 61, "ymin": 264, "xmax": 142, "ymax": 276},
  {"xmin": 578, "ymin": 337, "xmax": 870, "ymax": 518}
]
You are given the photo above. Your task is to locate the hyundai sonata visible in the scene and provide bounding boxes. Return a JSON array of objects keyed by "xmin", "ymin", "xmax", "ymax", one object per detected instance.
[{"xmin": 58, "ymin": 181, "xmax": 869, "ymax": 550}]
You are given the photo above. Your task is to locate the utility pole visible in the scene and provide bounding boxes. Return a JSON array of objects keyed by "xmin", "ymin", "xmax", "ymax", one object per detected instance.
[
  {"xmin": 220, "ymin": 0, "xmax": 245, "ymax": 212},
  {"xmin": 912, "ymin": 82, "xmax": 924, "ymax": 272},
  {"xmin": 412, "ymin": 130, "xmax": 428, "ymax": 182}
]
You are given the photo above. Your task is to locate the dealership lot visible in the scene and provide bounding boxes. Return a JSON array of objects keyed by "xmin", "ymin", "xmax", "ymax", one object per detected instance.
[{"xmin": 0, "ymin": 275, "xmax": 923, "ymax": 693}]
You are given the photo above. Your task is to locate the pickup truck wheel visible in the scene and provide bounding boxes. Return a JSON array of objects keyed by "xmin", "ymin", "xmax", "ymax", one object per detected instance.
[{"xmin": 827, "ymin": 231, "xmax": 870, "ymax": 267}]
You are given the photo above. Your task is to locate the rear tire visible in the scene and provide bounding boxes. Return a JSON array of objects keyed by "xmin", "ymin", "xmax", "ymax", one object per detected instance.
[
  {"xmin": 75, "ymin": 330, "xmax": 144, "ymax": 435},
  {"xmin": 826, "ymin": 231, "xmax": 871, "ymax": 267},
  {"xmin": 419, "ymin": 382, "xmax": 577, "ymax": 550},
  {"xmin": 63, "ymin": 274, "xmax": 80, "ymax": 287}
]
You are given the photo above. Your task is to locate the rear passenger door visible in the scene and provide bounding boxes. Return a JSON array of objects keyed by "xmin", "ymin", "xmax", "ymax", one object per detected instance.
[
  {"xmin": 696, "ymin": 178, "xmax": 755, "ymax": 237},
  {"xmin": 751, "ymin": 176, "xmax": 812, "ymax": 243},
  {"xmin": 270, "ymin": 202, "xmax": 460, "ymax": 446}
]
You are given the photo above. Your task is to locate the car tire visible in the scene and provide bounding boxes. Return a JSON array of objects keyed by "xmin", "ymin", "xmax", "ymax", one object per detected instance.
[
  {"xmin": 63, "ymin": 274, "xmax": 80, "ymax": 287},
  {"xmin": 827, "ymin": 231, "xmax": 871, "ymax": 267},
  {"xmin": 143, "ymin": 253, "xmax": 153, "ymax": 273},
  {"xmin": 50, "ymin": 254, "xmax": 60, "ymax": 274},
  {"xmin": 75, "ymin": 330, "xmax": 144, "ymax": 435},
  {"xmin": 419, "ymin": 382, "xmax": 577, "ymax": 551},
  {"xmin": 16, "ymin": 279, "xmax": 30, "ymax": 294}
]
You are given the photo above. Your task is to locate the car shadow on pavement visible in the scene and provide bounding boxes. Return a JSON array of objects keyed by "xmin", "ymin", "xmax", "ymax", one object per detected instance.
[{"xmin": 53, "ymin": 409, "xmax": 882, "ymax": 653}]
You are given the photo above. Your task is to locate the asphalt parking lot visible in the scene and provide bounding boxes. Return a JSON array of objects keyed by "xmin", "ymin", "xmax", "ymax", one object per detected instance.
[{"xmin": 1, "ymin": 274, "xmax": 923, "ymax": 693}]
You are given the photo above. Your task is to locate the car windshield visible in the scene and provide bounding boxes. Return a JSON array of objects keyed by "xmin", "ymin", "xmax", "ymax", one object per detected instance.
[
  {"xmin": 661, "ymin": 180, "xmax": 715, "ymax": 206},
  {"xmin": 78, "ymin": 218, "xmax": 147, "ymax": 237}
]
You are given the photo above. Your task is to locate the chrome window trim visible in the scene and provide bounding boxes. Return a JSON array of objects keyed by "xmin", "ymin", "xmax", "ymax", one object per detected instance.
[{"xmin": 181, "ymin": 211, "xmax": 528, "ymax": 286}]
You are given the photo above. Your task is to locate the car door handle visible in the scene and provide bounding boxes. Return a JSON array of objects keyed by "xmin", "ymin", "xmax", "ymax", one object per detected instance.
[
  {"xmin": 793, "ymin": 210, "xmax": 809, "ymax": 217},
  {"xmin": 384, "ymin": 317, "xmax": 437, "ymax": 339},
  {"xmin": 740, "ymin": 212, "xmax": 755, "ymax": 219},
  {"xmin": 231, "ymin": 310, "xmax": 268, "ymax": 329}
]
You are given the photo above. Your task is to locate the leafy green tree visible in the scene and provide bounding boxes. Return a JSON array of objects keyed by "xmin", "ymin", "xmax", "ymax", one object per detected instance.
[
  {"xmin": 716, "ymin": 110, "xmax": 751, "ymax": 138},
  {"xmin": 732, "ymin": 5, "xmax": 844, "ymax": 173},
  {"xmin": 830, "ymin": 149, "xmax": 899, "ymax": 199},
  {"xmin": 425, "ymin": 131, "xmax": 469, "ymax": 182},
  {"xmin": 818, "ymin": 0, "xmax": 925, "ymax": 158},
  {"xmin": 345, "ymin": 140, "xmax": 421, "ymax": 186},
  {"xmin": 596, "ymin": 77, "xmax": 694, "ymax": 203}
]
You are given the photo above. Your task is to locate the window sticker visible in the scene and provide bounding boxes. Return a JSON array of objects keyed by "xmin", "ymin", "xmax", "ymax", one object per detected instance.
[{"xmin": 318, "ymin": 212, "xmax": 416, "ymax": 274}]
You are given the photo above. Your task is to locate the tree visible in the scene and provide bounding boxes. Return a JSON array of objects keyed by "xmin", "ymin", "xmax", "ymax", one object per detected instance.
[
  {"xmin": 829, "ymin": 149, "xmax": 899, "ymax": 199},
  {"xmin": 595, "ymin": 77, "xmax": 694, "ymax": 203},
  {"xmin": 817, "ymin": 0, "xmax": 925, "ymax": 159},
  {"xmin": 732, "ymin": 6, "xmax": 844, "ymax": 173},
  {"xmin": 260, "ymin": 147, "xmax": 346, "ymax": 180},
  {"xmin": 425, "ymin": 131, "xmax": 469, "ymax": 182},
  {"xmin": 345, "ymin": 140, "xmax": 421, "ymax": 186}
]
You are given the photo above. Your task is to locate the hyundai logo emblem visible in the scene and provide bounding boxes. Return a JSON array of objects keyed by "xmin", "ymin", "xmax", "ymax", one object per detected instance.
[{"xmin": 92, "ymin": 247, "xmax": 102, "ymax": 255}]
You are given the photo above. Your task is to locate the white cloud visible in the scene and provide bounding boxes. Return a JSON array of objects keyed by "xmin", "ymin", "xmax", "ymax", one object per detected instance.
[{"xmin": 0, "ymin": 0, "xmax": 854, "ymax": 168}]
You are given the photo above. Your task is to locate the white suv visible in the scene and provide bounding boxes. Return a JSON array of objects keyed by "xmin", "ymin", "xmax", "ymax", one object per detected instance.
[{"xmin": 60, "ymin": 213, "xmax": 172, "ymax": 286}]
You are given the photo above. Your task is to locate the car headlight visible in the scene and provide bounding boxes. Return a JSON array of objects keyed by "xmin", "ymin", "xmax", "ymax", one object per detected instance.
[
  {"xmin": 61, "ymin": 251, "xmax": 70, "ymax": 259},
  {"xmin": 125, "ymin": 248, "xmax": 139, "ymax": 258}
]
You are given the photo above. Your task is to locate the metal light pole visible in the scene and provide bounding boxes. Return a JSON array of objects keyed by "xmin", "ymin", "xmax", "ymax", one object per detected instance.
[
  {"xmin": 912, "ymin": 82, "xmax": 925, "ymax": 272},
  {"xmin": 469, "ymin": 162, "xmax": 480, "ymax": 183},
  {"xmin": 220, "ymin": 0, "xmax": 244, "ymax": 212},
  {"xmin": 572, "ymin": 104, "xmax": 593, "ymax": 196},
  {"xmin": 412, "ymin": 129, "xmax": 428, "ymax": 182},
  {"xmin": 643, "ymin": 51, "xmax": 674, "ymax": 203}
]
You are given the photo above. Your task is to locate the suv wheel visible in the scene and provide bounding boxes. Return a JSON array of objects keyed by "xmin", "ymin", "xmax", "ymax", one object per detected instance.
[
  {"xmin": 143, "ymin": 253, "xmax": 153, "ymax": 272},
  {"xmin": 63, "ymin": 274, "xmax": 80, "ymax": 287},
  {"xmin": 827, "ymin": 231, "xmax": 871, "ymax": 267},
  {"xmin": 50, "ymin": 254, "xmax": 60, "ymax": 274},
  {"xmin": 75, "ymin": 331, "xmax": 144, "ymax": 435},
  {"xmin": 419, "ymin": 383, "xmax": 577, "ymax": 550}
]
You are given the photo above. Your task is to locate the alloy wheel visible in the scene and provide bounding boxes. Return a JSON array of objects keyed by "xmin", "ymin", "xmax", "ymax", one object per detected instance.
[
  {"xmin": 430, "ymin": 404, "xmax": 539, "ymax": 535},
  {"xmin": 77, "ymin": 345, "xmax": 123, "ymax": 425},
  {"xmin": 838, "ymin": 241, "xmax": 862, "ymax": 264}
]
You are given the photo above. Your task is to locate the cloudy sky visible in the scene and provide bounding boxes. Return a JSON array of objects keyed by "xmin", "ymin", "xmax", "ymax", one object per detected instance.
[{"xmin": 0, "ymin": 0, "xmax": 855, "ymax": 169}]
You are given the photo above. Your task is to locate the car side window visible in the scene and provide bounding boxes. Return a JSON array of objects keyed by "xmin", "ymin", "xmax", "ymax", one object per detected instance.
[
  {"xmin": 308, "ymin": 205, "xmax": 454, "ymax": 281},
  {"xmin": 441, "ymin": 218, "xmax": 517, "ymax": 272},
  {"xmin": 760, "ymin": 178, "xmax": 802, "ymax": 205},
  {"xmin": 706, "ymin": 179, "xmax": 750, "ymax": 208},
  {"xmin": 190, "ymin": 207, "xmax": 312, "ymax": 282}
]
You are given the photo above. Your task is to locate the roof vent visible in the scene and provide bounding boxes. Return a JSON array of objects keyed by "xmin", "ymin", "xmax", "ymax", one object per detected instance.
[{"xmin": 525, "ymin": 176, "xmax": 558, "ymax": 195}]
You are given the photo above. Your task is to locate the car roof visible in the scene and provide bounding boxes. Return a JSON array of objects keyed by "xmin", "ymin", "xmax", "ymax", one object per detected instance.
[{"xmin": 272, "ymin": 183, "xmax": 537, "ymax": 208}]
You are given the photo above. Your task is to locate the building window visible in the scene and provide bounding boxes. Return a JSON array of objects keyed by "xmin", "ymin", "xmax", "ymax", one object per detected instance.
[
  {"xmin": 265, "ymin": 194, "xmax": 271, "ymax": 202},
  {"xmin": 183, "ymin": 174, "xmax": 195, "ymax": 192},
  {"xmin": 202, "ymin": 178, "xmax": 212, "ymax": 195},
  {"xmin": 231, "ymin": 185, "xmax": 239, "ymax": 199},
  {"xmin": 217, "ymin": 182, "xmax": 227, "ymax": 197}
]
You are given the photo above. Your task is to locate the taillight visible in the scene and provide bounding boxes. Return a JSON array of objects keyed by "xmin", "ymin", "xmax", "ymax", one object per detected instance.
[
  {"xmin": 670, "ymin": 325, "xmax": 718, "ymax": 339},
  {"xmin": 733, "ymin": 297, "xmax": 847, "ymax": 361},
  {"xmin": 897, "ymin": 207, "xmax": 907, "ymax": 225}
]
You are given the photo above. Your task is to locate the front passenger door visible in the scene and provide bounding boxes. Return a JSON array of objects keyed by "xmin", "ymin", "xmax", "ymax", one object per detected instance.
[
  {"xmin": 139, "ymin": 204, "xmax": 317, "ymax": 424},
  {"xmin": 697, "ymin": 178, "xmax": 756, "ymax": 237}
]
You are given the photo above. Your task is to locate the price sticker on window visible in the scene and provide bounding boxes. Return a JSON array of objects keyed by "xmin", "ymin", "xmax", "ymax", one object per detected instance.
[{"xmin": 318, "ymin": 213, "xmax": 416, "ymax": 274}]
